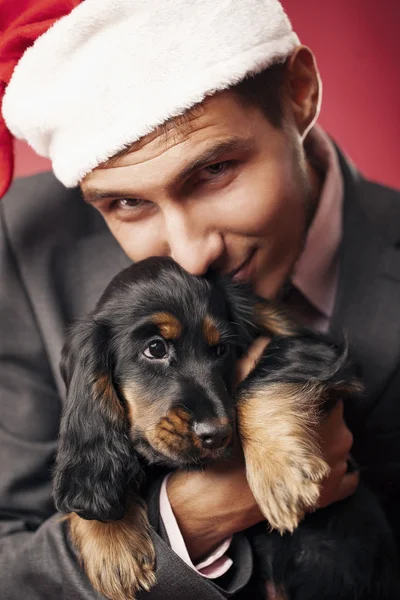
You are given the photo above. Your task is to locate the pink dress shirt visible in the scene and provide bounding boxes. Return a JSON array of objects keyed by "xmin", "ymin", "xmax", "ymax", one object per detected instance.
[{"xmin": 159, "ymin": 125, "xmax": 345, "ymax": 582}]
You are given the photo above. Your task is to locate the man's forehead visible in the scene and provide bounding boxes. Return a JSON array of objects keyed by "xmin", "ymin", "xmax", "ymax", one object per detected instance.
[
  {"xmin": 103, "ymin": 115, "xmax": 215, "ymax": 171},
  {"xmin": 101, "ymin": 105, "xmax": 206, "ymax": 170}
]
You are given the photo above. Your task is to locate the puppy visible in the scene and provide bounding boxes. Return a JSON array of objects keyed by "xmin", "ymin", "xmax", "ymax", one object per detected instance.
[{"xmin": 53, "ymin": 257, "xmax": 400, "ymax": 600}]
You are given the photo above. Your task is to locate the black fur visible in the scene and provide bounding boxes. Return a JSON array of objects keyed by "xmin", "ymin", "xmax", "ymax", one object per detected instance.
[
  {"xmin": 54, "ymin": 318, "xmax": 140, "ymax": 521},
  {"xmin": 250, "ymin": 482, "xmax": 400, "ymax": 599},
  {"xmin": 238, "ymin": 331, "xmax": 359, "ymax": 414},
  {"xmin": 53, "ymin": 257, "xmax": 400, "ymax": 597}
]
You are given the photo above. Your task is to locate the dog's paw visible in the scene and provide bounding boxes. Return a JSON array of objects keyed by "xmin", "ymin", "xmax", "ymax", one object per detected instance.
[
  {"xmin": 87, "ymin": 542, "xmax": 156, "ymax": 600},
  {"xmin": 69, "ymin": 501, "xmax": 156, "ymax": 600},
  {"xmin": 93, "ymin": 552, "xmax": 155, "ymax": 600},
  {"xmin": 247, "ymin": 449, "xmax": 330, "ymax": 533},
  {"xmin": 238, "ymin": 383, "xmax": 330, "ymax": 534}
]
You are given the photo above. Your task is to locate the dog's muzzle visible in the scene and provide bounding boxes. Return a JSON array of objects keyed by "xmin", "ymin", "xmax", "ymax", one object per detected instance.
[
  {"xmin": 192, "ymin": 419, "xmax": 232, "ymax": 450},
  {"xmin": 143, "ymin": 407, "xmax": 234, "ymax": 466}
]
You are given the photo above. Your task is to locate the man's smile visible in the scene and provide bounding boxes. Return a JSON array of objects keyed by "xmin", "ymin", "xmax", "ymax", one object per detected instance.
[{"xmin": 230, "ymin": 247, "xmax": 257, "ymax": 283}]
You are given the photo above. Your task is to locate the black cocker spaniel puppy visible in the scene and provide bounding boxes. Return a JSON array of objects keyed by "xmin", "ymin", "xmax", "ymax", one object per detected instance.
[{"xmin": 53, "ymin": 257, "xmax": 400, "ymax": 600}]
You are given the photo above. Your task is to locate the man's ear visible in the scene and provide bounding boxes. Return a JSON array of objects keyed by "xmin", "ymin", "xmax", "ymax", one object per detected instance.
[
  {"xmin": 53, "ymin": 317, "xmax": 140, "ymax": 521},
  {"xmin": 285, "ymin": 46, "xmax": 322, "ymax": 139}
]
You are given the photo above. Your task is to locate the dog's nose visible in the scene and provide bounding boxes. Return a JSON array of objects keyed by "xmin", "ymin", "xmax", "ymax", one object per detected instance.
[{"xmin": 193, "ymin": 421, "xmax": 232, "ymax": 450}]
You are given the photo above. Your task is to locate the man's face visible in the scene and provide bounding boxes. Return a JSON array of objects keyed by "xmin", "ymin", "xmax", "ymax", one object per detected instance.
[{"xmin": 81, "ymin": 90, "xmax": 312, "ymax": 299}]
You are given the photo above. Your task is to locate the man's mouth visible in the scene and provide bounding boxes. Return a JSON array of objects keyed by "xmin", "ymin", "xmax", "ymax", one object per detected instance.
[{"xmin": 230, "ymin": 247, "xmax": 257, "ymax": 283}]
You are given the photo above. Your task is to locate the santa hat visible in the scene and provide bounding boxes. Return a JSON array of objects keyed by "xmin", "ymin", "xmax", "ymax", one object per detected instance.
[{"xmin": 1, "ymin": 0, "xmax": 300, "ymax": 196}]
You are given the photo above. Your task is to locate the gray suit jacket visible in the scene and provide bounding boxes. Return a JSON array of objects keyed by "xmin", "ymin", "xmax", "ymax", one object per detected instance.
[{"xmin": 1, "ymin": 148, "xmax": 399, "ymax": 598}]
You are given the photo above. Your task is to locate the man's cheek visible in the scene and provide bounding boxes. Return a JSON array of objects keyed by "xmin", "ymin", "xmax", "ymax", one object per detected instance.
[
  {"xmin": 108, "ymin": 224, "xmax": 161, "ymax": 262},
  {"xmin": 221, "ymin": 183, "xmax": 284, "ymax": 236}
]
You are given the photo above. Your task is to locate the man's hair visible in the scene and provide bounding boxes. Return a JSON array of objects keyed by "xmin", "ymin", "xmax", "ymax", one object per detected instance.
[
  {"xmin": 171, "ymin": 61, "xmax": 287, "ymax": 133},
  {"xmin": 159, "ymin": 61, "xmax": 287, "ymax": 142},
  {"xmin": 231, "ymin": 61, "xmax": 287, "ymax": 128}
]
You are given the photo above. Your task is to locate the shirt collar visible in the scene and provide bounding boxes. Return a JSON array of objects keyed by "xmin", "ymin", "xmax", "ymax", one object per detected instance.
[{"xmin": 291, "ymin": 125, "xmax": 344, "ymax": 319}]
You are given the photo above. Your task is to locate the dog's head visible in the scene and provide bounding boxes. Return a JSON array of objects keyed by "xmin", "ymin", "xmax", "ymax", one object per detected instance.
[{"xmin": 53, "ymin": 257, "xmax": 262, "ymax": 521}]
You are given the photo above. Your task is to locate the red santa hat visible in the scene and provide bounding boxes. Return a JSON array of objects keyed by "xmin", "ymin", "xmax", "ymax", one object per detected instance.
[
  {"xmin": 0, "ymin": 0, "xmax": 83, "ymax": 197},
  {"xmin": 0, "ymin": 0, "xmax": 300, "ymax": 197}
]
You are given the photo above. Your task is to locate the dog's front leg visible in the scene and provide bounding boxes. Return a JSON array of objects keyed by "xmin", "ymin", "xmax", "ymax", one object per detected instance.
[
  {"xmin": 237, "ymin": 377, "xmax": 330, "ymax": 534},
  {"xmin": 68, "ymin": 496, "xmax": 156, "ymax": 600}
]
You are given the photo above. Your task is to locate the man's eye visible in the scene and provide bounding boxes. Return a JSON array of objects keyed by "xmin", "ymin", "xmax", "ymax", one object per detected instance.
[
  {"xmin": 143, "ymin": 340, "xmax": 168, "ymax": 359},
  {"xmin": 193, "ymin": 160, "xmax": 237, "ymax": 186},
  {"xmin": 114, "ymin": 198, "xmax": 145, "ymax": 210},
  {"xmin": 205, "ymin": 162, "xmax": 228, "ymax": 176}
]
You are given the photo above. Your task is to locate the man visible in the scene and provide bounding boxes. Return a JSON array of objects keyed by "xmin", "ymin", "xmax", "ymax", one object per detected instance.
[{"xmin": 0, "ymin": 1, "xmax": 399, "ymax": 598}]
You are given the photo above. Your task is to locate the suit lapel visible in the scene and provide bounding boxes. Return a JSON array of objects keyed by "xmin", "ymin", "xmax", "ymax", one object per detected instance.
[
  {"xmin": 42, "ymin": 212, "xmax": 131, "ymax": 394},
  {"xmin": 61, "ymin": 229, "xmax": 131, "ymax": 318},
  {"xmin": 329, "ymin": 150, "xmax": 400, "ymax": 422}
]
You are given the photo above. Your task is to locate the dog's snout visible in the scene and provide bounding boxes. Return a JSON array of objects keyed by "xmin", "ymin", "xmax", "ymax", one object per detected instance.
[{"xmin": 192, "ymin": 420, "xmax": 232, "ymax": 450}]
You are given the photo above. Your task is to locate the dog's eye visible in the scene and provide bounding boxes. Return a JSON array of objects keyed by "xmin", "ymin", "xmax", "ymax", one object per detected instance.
[
  {"xmin": 144, "ymin": 340, "xmax": 168, "ymax": 359},
  {"xmin": 213, "ymin": 343, "xmax": 228, "ymax": 357}
]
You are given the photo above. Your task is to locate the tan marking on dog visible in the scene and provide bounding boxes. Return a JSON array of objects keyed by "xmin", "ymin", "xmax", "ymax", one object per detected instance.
[
  {"xmin": 237, "ymin": 381, "xmax": 330, "ymax": 534},
  {"xmin": 122, "ymin": 384, "xmax": 139, "ymax": 423},
  {"xmin": 152, "ymin": 406, "xmax": 203, "ymax": 453},
  {"xmin": 122, "ymin": 382, "xmax": 169, "ymax": 429},
  {"xmin": 122, "ymin": 385, "xmax": 201, "ymax": 456},
  {"xmin": 68, "ymin": 497, "xmax": 156, "ymax": 600},
  {"xmin": 202, "ymin": 315, "xmax": 221, "ymax": 346},
  {"xmin": 164, "ymin": 407, "xmax": 191, "ymax": 434},
  {"xmin": 254, "ymin": 302, "xmax": 298, "ymax": 337},
  {"xmin": 93, "ymin": 374, "xmax": 125, "ymax": 421},
  {"xmin": 152, "ymin": 312, "xmax": 182, "ymax": 339}
]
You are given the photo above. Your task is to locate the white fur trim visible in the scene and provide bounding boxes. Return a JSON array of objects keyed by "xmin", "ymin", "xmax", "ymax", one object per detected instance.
[{"xmin": 3, "ymin": 0, "xmax": 300, "ymax": 187}]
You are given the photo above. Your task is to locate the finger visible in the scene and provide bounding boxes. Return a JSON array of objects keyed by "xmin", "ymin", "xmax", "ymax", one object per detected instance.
[
  {"xmin": 318, "ymin": 471, "xmax": 360, "ymax": 508},
  {"xmin": 266, "ymin": 582, "xmax": 287, "ymax": 600},
  {"xmin": 332, "ymin": 470, "xmax": 360, "ymax": 503},
  {"xmin": 323, "ymin": 426, "xmax": 354, "ymax": 462},
  {"xmin": 331, "ymin": 459, "xmax": 349, "ymax": 480},
  {"xmin": 320, "ymin": 402, "xmax": 354, "ymax": 461},
  {"xmin": 343, "ymin": 427, "xmax": 354, "ymax": 455}
]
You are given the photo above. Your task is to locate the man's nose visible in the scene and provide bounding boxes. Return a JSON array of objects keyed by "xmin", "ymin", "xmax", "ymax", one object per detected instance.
[{"xmin": 164, "ymin": 207, "xmax": 223, "ymax": 275}]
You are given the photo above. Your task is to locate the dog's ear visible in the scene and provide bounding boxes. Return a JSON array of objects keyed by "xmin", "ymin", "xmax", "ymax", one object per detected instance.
[
  {"xmin": 221, "ymin": 278, "xmax": 297, "ymax": 346},
  {"xmin": 53, "ymin": 317, "xmax": 140, "ymax": 522},
  {"xmin": 212, "ymin": 278, "xmax": 260, "ymax": 351}
]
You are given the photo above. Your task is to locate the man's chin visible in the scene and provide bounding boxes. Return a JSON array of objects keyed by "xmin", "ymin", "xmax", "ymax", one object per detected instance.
[{"xmin": 253, "ymin": 256, "xmax": 298, "ymax": 301}]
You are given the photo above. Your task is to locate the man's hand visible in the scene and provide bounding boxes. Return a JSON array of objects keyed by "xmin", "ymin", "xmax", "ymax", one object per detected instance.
[
  {"xmin": 318, "ymin": 400, "xmax": 359, "ymax": 508},
  {"xmin": 168, "ymin": 337, "xmax": 359, "ymax": 562}
]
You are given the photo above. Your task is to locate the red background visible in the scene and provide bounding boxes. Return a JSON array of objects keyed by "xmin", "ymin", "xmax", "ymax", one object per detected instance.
[{"xmin": 13, "ymin": 0, "xmax": 400, "ymax": 189}]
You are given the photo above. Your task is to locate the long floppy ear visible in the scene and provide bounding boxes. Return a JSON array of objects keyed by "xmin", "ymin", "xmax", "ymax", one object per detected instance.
[
  {"xmin": 53, "ymin": 317, "xmax": 140, "ymax": 522},
  {"xmin": 220, "ymin": 278, "xmax": 298, "ymax": 350}
]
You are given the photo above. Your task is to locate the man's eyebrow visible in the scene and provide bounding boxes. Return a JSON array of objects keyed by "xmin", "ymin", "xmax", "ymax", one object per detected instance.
[
  {"xmin": 81, "ymin": 135, "xmax": 255, "ymax": 204},
  {"xmin": 81, "ymin": 187, "xmax": 132, "ymax": 204},
  {"xmin": 171, "ymin": 135, "xmax": 255, "ymax": 185}
]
